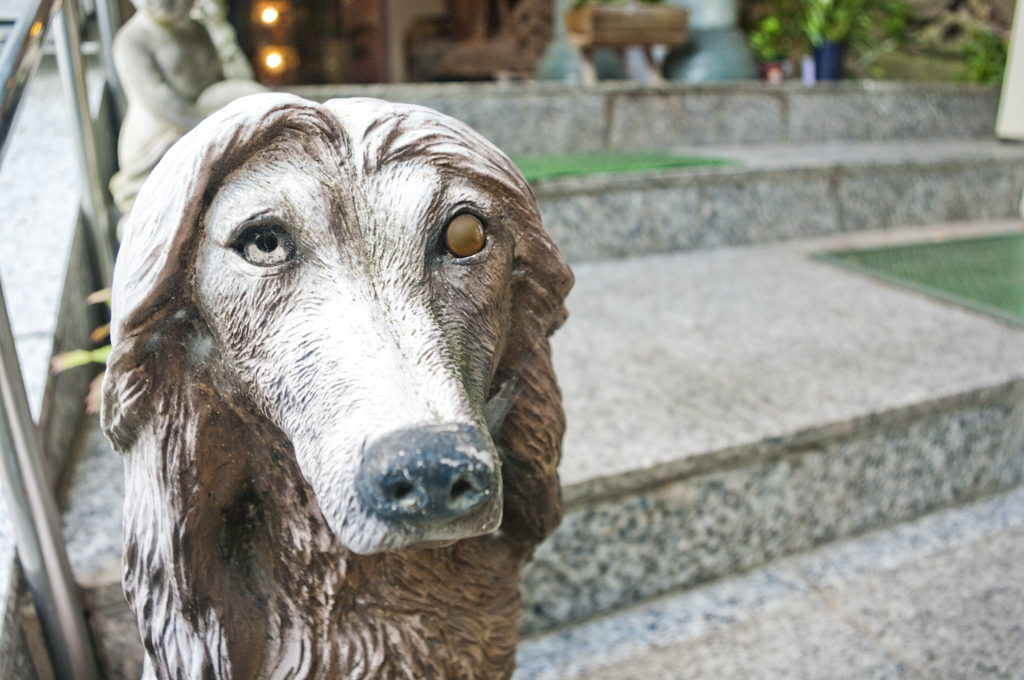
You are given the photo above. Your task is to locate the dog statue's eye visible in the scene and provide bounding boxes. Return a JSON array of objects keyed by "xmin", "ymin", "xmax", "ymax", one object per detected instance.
[
  {"xmin": 234, "ymin": 223, "xmax": 296, "ymax": 267},
  {"xmin": 445, "ymin": 214, "xmax": 485, "ymax": 258}
]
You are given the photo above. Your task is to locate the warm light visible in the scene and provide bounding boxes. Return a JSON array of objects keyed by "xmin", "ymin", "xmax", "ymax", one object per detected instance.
[
  {"xmin": 261, "ymin": 7, "xmax": 278, "ymax": 23},
  {"xmin": 256, "ymin": 44, "xmax": 297, "ymax": 83},
  {"xmin": 29, "ymin": 21, "xmax": 42, "ymax": 37}
]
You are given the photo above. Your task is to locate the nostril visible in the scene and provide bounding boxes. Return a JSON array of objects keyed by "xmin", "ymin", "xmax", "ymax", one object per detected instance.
[
  {"xmin": 382, "ymin": 478, "xmax": 424, "ymax": 510},
  {"xmin": 392, "ymin": 480, "xmax": 415, "ymax": 500},
  {"xmin": 449, "ymin": 476, "xmax": 474, "ymax": 502},
  {"xmin": 446, "ymin": 470, "xmax": 487, "ymax": 512}
]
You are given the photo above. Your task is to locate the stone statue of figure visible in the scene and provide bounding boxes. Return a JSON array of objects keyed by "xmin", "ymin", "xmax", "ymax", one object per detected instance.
[
  {"xmin": 109, "ymin": 0, "xmax": 264, "ymax": 220},
  {"xmin": 192, "ymin": 0, "xmax": 256, "ymax": 81}
]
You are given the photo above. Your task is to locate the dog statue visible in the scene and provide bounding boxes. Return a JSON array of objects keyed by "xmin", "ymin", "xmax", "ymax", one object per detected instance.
[{"xmin": 101, "ymin": 93, "xmax": 573, "ymax": 679}]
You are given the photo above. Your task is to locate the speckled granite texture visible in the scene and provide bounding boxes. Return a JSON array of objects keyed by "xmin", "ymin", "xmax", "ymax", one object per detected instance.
[
  {"xmin": 515, "ymin": 221, "xmax": 1024, "ymax": 632},
  {"xmin": 552, "ymin": 221, "xmax": 1024, "ymax": 495},
  {"xmin": 519, "ymin": 383, "xmax": 1024, "ymax": 633},
  {"xmin": 515, "ymin": 483, "xmax": 1024, "ymax": 680},
  {"xmin": 62, "ymin": 420, "xmax": 124, "ymax": 589},
  {"xmin": 288, "ymin": 81, "xmax": 1000, "ymax": 155},
  {"xmin": 534, "ymin": 140, "xmax": 1024, "ymax": 261}
]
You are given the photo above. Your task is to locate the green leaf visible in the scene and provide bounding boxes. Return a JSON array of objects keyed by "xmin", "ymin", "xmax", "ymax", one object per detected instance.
[
  {"xmin": 50, "ymin": 345, "xmax": 112, "ymax": 374},
  {"xmin": 956, "ymin": 30, "xmax": 1007, "ymax": 84}
]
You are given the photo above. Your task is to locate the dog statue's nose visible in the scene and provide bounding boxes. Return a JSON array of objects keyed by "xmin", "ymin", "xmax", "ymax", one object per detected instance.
[{"xmin": 356, "ymin": 423, "xmax": 496, "ymax": 523}]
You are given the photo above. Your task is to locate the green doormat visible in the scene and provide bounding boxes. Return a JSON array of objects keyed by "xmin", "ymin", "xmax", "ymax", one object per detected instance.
[
  {"xmin": 818, "ymin": 232, "xmax": 1024, "ymax": 326},
  {"xmin": 511, "ymin": 152, "xmax": 732, "ymax": 182}
]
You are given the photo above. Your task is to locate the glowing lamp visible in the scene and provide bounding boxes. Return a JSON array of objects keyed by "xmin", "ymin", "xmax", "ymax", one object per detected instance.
[
  {"xmin": 252, "ymin": 1, "xmax": 291, "ymax": 29},
  {"xmin": 256, "ymin": 45, "xmax": 298, "ymax": 84}
]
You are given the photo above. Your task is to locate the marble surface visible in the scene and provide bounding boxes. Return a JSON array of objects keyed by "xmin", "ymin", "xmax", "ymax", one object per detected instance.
[
  {"xmin": 288, "ymin": 81, "xmax": 1000, "ymax": 156},
  {"xmin": 838, "ymin": 164, "xmax": 1024, "ymax": 231},
  {"xmin": 548, "ymin": 594, "xmax": 918, "ymax": 680},
  {"xmin": 61, "ymin": 421, "xmax": 124, "ymax": 589},
  {"xmin": 552, "ymin": 221, "xmax": 1024, "ymax": 492},
  {"xmin": 515, "ymin": 484, "xmax": 1024, "ymax": 679},
  {"xmin": 822, "ymin": 527, "xmax": 1024, "ymax": 678},
  {"xmin": 533, "ymin": 140, "xmax": 1024, "ymax": 261},
  {"xmin": 0, "ymin": 0, "xmax": 29, "ymax": 21},
  {"xmin": 785, "ymin": 89, "xmax": 1001, "ymax": 144}
]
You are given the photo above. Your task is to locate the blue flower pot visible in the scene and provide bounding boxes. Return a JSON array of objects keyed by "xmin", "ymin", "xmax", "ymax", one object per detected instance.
[{"xmin": 814, "ymin": 41, "xmax": 845, "ymax": 81}]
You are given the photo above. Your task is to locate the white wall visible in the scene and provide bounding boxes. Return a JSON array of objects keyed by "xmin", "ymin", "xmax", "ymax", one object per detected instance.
[{"xmin": 996, "ymin": 0, "xmax": 1024, "ymax": 140}]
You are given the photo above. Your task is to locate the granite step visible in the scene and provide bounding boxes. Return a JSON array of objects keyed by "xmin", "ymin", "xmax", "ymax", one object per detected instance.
[
  {"xmin": 516, "ymin": 218, "xmax": 1024, "ymax": 634},
  {"xmin": 58, "ymin": 219, "xmax": 1024, "ymax": 679},
  {"xmin": 535, "ymin": 139, "xmax": 1024, "ymax": 262},
  {"xmin": 289, "ymin": 81, "xmax": 1001, "ymax": 156},
  {"xmin": 289, "ymin": 82, "xmax": 1020, "ymax": 263},
  {"xmin": 513, "ymin": 483, "xmax": 1024, "ymax": 680}
]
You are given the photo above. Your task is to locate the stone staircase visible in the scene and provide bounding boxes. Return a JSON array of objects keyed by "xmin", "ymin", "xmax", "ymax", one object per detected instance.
[
  {"xmin": 519, "ymin": 220, "xmax": 1024, "ymax": 637},
  {"xmin": 534, "ymin": 139, "xmax": 1024, "ymax": 261},
  {"xmin": 294, "ymin": 80, "xmax": 1023, "ymax": 262},
  {"xmin": 289, "ymin": 81, "xmax": 1002, "ymax": 153},
  {"xmin": 45, "ymin": 80, "xmax": 1024, "ymax": 679},
  {"xmin": 514, "ymin": 483, "xmax": 1024, "ymax": 679}
]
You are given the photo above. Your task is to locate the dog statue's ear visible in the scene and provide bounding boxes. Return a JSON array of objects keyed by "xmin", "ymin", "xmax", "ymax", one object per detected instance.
[
  {"xmin": 102, "ymin": 94, "xmax": 346, "ymax": 453},
  {"xmin": 492, "ymin": 203, "xmax": 573, "ymax": 548}
]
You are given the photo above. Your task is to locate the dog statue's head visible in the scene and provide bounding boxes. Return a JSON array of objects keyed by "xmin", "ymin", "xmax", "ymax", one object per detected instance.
[{"xmin": 102, "ymin": 93, "xmax": 573, "ymax": 555}]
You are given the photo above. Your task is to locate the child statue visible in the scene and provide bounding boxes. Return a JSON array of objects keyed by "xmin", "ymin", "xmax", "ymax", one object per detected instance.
[{"xmin": 109, "ymin": 0, "xmax": 264, "ymax": 221}]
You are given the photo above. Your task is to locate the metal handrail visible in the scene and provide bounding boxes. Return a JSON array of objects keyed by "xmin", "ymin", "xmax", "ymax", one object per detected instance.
[
  {"xmin": 0, "ymin": 0, "xmax": 110, "ymax": 676},
  {"xmin": 55, "ymin": 0, "xmax": 115, "ymax": 284},
  {"xmin": 0, "ymin": 0, "xmax": 57, "ymax": 153},
  {"xmin": 94, "ymin": 0, "xmax": 125, "ymax": 120}
]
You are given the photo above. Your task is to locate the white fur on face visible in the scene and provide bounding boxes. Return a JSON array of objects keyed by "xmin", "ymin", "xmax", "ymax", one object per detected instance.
[{"xmin": 194, "ymin": 138, "xmax": 506, "ymax": 554}]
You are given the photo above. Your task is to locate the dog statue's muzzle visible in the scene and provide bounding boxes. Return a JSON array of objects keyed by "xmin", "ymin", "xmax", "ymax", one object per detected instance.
[{"xmin": 356, "ymin": 423, "xmax": 498, "ymax": 524}]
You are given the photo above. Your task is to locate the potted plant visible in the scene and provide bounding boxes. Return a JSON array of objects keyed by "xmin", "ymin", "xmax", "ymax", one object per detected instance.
[
  {"xmin": 798, "ymin": 0, "xmax": 868, "ymax": 80},
  {"xmin": 748, "ymin": 16, "xmax": 792, "ymax": 83}
]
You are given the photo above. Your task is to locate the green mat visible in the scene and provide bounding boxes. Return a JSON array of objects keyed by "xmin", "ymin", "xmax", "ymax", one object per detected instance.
[
  {"xmin": 818, "ymin": 232, "xmax": 1024, "ymax": 326},
  {"xmin": 510, "ymin": 152, "xmax": 732, "ymax": 182}
]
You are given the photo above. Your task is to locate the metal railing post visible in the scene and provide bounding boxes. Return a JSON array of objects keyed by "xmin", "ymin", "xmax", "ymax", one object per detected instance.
[
  {"xmin": 0, "ymin": 0, "xmax": 57, "ymax": 157},
  {"xmin": 0, "ymin": 0, "xmax": 108, "ymax": 678},
  {"xmin": 54, "ymin": 0, "xmax": 115, "ymax": 285},
  {"xmin": 0, "ymin": 286, "xmax": 101, "ymax": 680},
  {"xmin": 94, "ymin": 0, "xmax": 126, "ymax": 120}
]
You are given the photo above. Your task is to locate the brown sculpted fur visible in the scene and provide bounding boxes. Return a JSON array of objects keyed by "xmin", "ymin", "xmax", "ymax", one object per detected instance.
[{"xmin": 101, "ymin": 94, "xmax": 573, "ymax": 679}]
